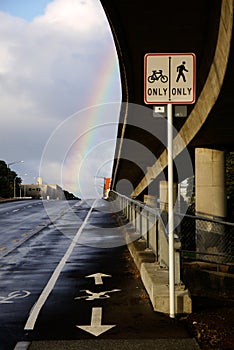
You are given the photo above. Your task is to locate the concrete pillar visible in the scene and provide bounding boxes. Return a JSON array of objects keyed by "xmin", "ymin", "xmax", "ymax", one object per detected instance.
[
  {"xmin": 144, "ymin": 194, "xmax": 157, "ymax": 208},
  {"xmin": 159, "ymin": 181, "xmax": 177, "ymax": 211},
  {"xmin": 195, "ymin": 148, "xmax": 227, "ymax": 219},
  {"xmin": 195, "ymin": 148, "xmax": 227, "ymax": 262}
]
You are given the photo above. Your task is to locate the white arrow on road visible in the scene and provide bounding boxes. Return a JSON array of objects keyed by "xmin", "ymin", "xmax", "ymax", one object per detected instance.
[
  {"xmin": 85, "ymin": 273, "xmax": 111, "ymax": 285},
  {"xmin": 77, "ymin": 307, "xmax": 115, "ymax": 336}
]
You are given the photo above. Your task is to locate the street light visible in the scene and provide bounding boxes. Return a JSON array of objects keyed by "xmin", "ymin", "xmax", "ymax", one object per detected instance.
[
  {"xmin": 14, "ymin": 173, "xmax": 27, "ymax": 198},
  {"xmin": 7, "ymin": 160, "xmax": 24, "ymax": 168},
  {"xmin": 7, "ymin": 160, "xmax": 24, "ymax": 198}
]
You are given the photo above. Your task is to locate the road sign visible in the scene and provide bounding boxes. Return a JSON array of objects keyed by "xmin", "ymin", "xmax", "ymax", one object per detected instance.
[{"xmin": 144, "ymin": 53, "xmax": 196, "ymax": 104}]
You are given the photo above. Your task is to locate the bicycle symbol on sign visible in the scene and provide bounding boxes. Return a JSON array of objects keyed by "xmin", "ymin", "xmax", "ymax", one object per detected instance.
[{"xmin": 148, "ymin": 69, "xmax": 168, "ymax": 83}]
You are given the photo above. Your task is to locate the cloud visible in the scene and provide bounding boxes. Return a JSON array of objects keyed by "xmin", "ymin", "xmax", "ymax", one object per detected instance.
[
  {"xmin": 0, "ymin": 0, "xmax": 121, "ymax": 196},
  {"xmin": 34, "ymin": 0, "xmax": 108, "ymax": 35}
]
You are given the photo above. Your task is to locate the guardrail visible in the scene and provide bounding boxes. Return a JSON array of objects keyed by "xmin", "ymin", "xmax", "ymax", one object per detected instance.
[
  {"xmin": 109, "ymin": 190, "xmax": 181, "ymax": 284},
  {"xmin": 110, "ymin": 190, "xmax": 234, "ymax": 279}
]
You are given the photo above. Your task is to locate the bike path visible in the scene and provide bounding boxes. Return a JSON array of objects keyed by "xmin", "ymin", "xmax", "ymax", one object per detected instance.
[{"xmin": 7, "ymin": 199, "xmax": 200, "ymax": 350}]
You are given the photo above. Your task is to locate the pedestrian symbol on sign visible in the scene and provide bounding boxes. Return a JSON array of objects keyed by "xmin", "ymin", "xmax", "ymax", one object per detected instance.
[{"xmin": 176, "ymin": 61, "xmax": 188, "ymax": 82}]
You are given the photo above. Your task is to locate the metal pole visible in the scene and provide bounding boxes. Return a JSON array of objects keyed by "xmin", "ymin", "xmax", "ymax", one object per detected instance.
[
  {"xmin": 167, "ymin": 103, "xmax": 175, "ymax": 318},
  {"xmin": 13, "ymin": 177, "xmax": 16, "ymax": 198}
]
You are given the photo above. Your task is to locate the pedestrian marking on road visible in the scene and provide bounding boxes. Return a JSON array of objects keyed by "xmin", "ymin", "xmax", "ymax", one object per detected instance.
[
  {"xmin": 75, "ymin": 289, "xmax": 121, "ymax": 301},
  {"xmin": 77, "ymin": 307, "xmax": 115, "ymax": 336},
  {"xmin": 85, "ymin": 273, "xmax": 111, "ymax": 285},
  {"xmin": 0, "ymin": 290, "xmax": 30, "ymax": 304},
  {"xmin": 24, "ymin": 199, "xmax": 97, "ymax": 330}
]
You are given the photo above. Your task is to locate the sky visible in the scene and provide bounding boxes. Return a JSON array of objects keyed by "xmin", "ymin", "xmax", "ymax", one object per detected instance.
[{"xmin": 0, "ymin": 0, "xmax": 121, "ymax": 198}]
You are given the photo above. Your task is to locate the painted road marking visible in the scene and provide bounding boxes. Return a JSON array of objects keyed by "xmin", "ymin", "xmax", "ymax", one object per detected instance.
[
  {"xmin": 85, "ymin": 272, "xmax": 111, "ymax": 285},
  {"xmin": 77, "ymin": 307, "xmax": 115, "ymax": 337},
  {"xmin": 24, "ymin": 200, "xmax": 97, "ymax": 330},
  {"xmin": 75, "ymin": 289, "xmax": 121, "ymax": 301},
  {"xmin": 0, "ymin": 290, "xmax": 30, "ymax": 304}
]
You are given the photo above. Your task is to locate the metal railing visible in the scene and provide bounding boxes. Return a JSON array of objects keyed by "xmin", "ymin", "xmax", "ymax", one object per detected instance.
[
  {"xmin": 110, "ymin": 190, "xmax": 234, "ymax": 278},
  {"xmin": 109, "ymin": 190, "xmax": 182, "ymax": 284}
]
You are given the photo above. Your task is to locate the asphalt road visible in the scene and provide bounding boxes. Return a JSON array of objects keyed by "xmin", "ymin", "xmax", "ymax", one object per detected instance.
[
  {"xmin": 0, "ymin": 199, "xmax": 199, "ymax": 350},
  {"xmin": 0, "ymin": 200, "xmax": 73, "ymax": 258}
]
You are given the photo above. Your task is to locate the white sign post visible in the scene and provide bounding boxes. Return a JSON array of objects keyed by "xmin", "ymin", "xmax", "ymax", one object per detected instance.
[{"xmin": 144, "ymin": 53, "xmax": 196, "ymax": 318}]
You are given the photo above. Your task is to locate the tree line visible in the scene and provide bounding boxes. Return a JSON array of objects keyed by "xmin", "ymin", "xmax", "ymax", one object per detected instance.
[
  {"xmin": 0, "ymin": 160, "xmax": 80, "ymax": 200},
  {"xmin": 0, "ymin": 160, "xmax": 22, "ymax": 198}
]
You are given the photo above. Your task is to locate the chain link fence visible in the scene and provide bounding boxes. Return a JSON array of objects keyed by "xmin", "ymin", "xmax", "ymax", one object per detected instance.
[{"xmin": 176, "ymin": 213, "xmax": 234, "ymax": 266}]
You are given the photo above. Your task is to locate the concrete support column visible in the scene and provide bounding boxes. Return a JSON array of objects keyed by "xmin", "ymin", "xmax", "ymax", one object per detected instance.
[
  {"xmin": 195, "ymin": 148, "xmax": 227, "ymax": 219},
  {"xmin": 159, "ymin": 181, "xmax": 177, "ymax": 211},
  {"xmin": 144, "ymin": 195, "xmax": 157, "ymax": 208}
]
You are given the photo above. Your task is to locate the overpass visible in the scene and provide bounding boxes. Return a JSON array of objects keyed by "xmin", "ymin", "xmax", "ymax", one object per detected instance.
[
  {"xmin": 99, "ymin": 0, "xmax": 234, "ymax": 316},
  {"xmin": 100, "ymin": 0, "xmax": 233, "ymax": 220}
]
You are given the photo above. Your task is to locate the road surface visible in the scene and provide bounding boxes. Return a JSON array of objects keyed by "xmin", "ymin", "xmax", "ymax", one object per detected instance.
[{"xmin": 0, "ymin": 199, "xmax": 199, "ymax": 350}]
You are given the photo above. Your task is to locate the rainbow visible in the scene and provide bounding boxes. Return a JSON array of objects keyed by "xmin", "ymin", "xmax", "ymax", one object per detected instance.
[{"xmin": 62, "ymin": 45, "xmax": 121, "ymax": 198}]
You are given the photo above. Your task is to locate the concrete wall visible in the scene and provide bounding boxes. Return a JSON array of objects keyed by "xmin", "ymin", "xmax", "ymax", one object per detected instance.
[{"xmin": 195, "ymin": 148, "xmax": 227, "ymax": 219}]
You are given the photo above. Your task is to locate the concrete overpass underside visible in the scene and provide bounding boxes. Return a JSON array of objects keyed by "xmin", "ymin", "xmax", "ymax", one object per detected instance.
[{"xmin": 100, "ymin": 0, "xmax": 234, "ymax": 205}]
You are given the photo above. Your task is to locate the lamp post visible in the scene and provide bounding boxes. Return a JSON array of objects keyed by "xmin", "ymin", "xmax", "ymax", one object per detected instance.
[
  {"xmin": 7, "ymin": 161, "xmax": 24, "ymax": 198},
  {"xmin": 7, "ymin": 160, "xmax": 24, "ymax": 168},
  {"xmin": 14, "ymin": 173, "xmax": 27, "ymax": 198}
]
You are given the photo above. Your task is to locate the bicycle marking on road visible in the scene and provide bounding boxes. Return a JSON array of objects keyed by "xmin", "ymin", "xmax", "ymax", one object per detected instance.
[
  {"xmin": 0, "ymin": 290, "xmax": 30, "ymax": 304},
  {"xmin": 75, "ymin": 289, "xmax": 121, "ymax": 301},
  {"xmin": 76, "ymin": 270, "xmax": 120, "ymax": 336}
]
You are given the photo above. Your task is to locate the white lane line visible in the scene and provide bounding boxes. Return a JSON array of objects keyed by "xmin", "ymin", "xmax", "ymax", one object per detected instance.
[{"xmin": 24, "ymin": 199, "xmax": 96, "ymax": 330}]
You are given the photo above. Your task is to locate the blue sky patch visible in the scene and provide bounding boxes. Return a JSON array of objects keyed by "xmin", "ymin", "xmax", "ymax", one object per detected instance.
[{"xmin": 0, "ymin": 0, "xmax": 51, "ymax": 21}]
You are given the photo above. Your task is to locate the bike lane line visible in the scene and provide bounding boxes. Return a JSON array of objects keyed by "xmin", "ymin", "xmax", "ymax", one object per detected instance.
[{"xmin": 24, "ymin": 199, "xmax": 97, "ymax": 331}]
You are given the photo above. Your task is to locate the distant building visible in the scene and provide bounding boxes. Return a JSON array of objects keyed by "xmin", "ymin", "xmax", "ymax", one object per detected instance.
[{"xmin": 21, "ymin": 177, "xmax": 64, "ymax": 200}]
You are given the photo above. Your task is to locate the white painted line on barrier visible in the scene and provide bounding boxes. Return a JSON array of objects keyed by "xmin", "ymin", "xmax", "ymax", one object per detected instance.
[{"xmin": 24, "ymin": 200, "xmax": 96, "ymax": 330}]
